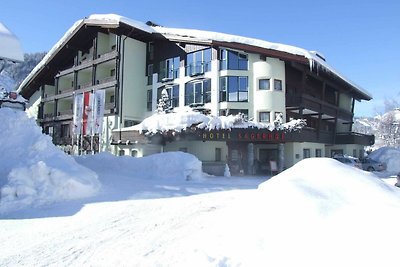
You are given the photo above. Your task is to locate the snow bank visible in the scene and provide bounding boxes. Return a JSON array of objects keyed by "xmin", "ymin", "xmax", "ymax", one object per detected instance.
[
  {"xmin": 76, "ymin": 151, "xmax": 203, "ymax": 181},
  {"xmin": 368, "ymin": 146, "xmax": 400, "ymax": 174},
  {"xmin": 0, "ymin": 108, "xmax": 100, "ymax": 213}
]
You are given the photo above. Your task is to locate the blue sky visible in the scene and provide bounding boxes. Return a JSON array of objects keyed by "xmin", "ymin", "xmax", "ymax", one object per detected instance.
[{"xmin": 1, "ymin": 0, "xmax": 399, "ymax": 117}]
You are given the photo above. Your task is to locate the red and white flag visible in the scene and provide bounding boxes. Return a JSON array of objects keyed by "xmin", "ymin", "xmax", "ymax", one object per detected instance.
[{"xmin": 82, "ymin": 91, "xmax": 93, "ymax": 136}]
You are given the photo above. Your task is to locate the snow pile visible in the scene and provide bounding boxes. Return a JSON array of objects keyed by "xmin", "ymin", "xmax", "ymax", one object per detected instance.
[
  {"xmin": 76, "ymin": 151, "xmax": 203, "ymax": 182},
  {"xmin": 254, "ymin": 157, "xmax": 400, "ymax": 266},
  {"xmin": 0, "ymin": 108, "xmax": 100, "ymax": 213},
  {"xmin": 368, "ymin": 146, "xmax": 400, "ymax": 174},
  {"xmin": 128, "ymin": 108, "xmax": 305, "ymax": 134}
]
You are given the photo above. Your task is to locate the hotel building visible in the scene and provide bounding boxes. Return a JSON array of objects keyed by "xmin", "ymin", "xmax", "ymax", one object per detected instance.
[{"xmin": 19, "ymin": 14, "xmax": 374, "ymax": 175}]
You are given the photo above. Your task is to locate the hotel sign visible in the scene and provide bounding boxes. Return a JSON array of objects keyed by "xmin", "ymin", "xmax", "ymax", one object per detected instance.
[{"xmin": 199, "ymin": 129, "xmax": 285, "ymax": 142}]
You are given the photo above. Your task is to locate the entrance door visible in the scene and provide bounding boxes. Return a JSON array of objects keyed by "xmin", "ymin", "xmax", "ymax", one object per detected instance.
[{"xmin": 259, "ymin": 148, "xmax": 278, "ymax": 173}]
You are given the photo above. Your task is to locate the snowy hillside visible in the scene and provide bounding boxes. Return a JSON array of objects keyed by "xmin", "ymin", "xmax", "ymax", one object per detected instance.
[
  {"xmin": 354, "ymin": 108, "xmax": 400, "ymax": 149},
  {"xmin": 1, "ymin": 106, "xmax": 400, "ymax": 266}
]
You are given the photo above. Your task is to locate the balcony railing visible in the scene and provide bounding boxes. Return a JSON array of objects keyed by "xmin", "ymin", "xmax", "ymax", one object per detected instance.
[
  {"xmin": 77, "ymin": 82, "xmax": 92, "ymax": 89},
  {"xmin": 96, "ymin": 76, "xmax": 115, "ymax": 85},
  {"xmin": 286, "ymin": 94, "xmax": 353, "ymax": 121},
  {"xmin": 335, "ymin": 132, "xmax": 375, "ymax": 146},
  {"xmin": 185, "ymin": 62, "xmax": 211, "ymax": 77},
  {"xmin": 58, "ymin": 87, "xmax": 74, "ymax": 94},
  {"xmin": 285, "ymin": 127, "xmax": 335, "ymax": 144}
]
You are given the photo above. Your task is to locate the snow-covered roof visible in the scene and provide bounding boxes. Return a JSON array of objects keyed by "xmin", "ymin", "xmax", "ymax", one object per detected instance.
[
  {"xmin": 18, "ymin": 14, "xmax": 371, "ymax": 100},
  {"xmin": 119, "ymin": 108, "xmax": 305, "ymax": 135},
  {"xmin": 0, "ymin": 22, "xmax": 24, "ymax": 62}
]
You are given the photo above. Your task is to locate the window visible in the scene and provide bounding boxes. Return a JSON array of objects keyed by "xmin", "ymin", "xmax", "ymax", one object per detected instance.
[
  {"xmin": 220, "ymin": 109, "xmax": 248, "ymax": 118},
  {"xmin": 220, "ymin": 49, "xmax": 248, "ymax": 70},
  {"xmin": 131, "ymin": 150, "xmax": 138, "ymax": 157},
  {"xmin": 259, "ymin": 111, "xmax": 270, "ymax": 123},
  {"xmin": 157, "ymin": 85, "xmax": 179, "ymax": 108},
  {"xmin": 303, "ymin": 149, "xmax": 311, "ymax": 159},
  {"xmin": 316, "ymin": 149, "xmax": 322, "ymax": 157},
  {"xmin": 148, "ymin": 42, "xmax": 154, "ymax": 61},
  {"xmin": 353, "ymin": 149, "xmax": 357, "ymax": 157},
  {"xmin": 259, "ymin": 79, "xmax": 270, "ymax": 90},
  {"xmin": 219, "ymin": 76, "xmax": 248, "ymax": 102},
  {"xmin": 124, "ymin": 120, "xmax": 137, "ymax": 127},
  {"xmin": 147, "ymin": 90, "xmax": 152, "ymax": 111},
  {"xmin": 215, "ymin": 148, "xmax": 222, "ymax": 162},
  {"xmin": 186, "ymin": 48, "xmax": 212, "ymax": 76},
  {"xmin": 274, "ymin": 79, "xmax": 283, "ymax": 91},
  {"xmin": 61, "ymin": 124, "xmax": 70, "ymax": 138},
  {"xmin": 185, "ymin": 79, "xmax": 211, "ymax": 106},
  {"xmin": 119, "ymin": 150, "xmax": 125, "ymax": 156},
  {"xmin": 159, "ymin": 56, "xmax": 180, "ymax": 81},
  {"xmin": 147, "ymin": 64, "xmax": 153, "ymax": 85},
  {"xmin": 110, "ymin": 69, "xmax": 115, "ymax": 77}
]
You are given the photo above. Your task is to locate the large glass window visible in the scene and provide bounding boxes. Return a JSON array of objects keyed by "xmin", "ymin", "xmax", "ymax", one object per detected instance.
[
  {"xmin": 220, "ymin": 49, "xmax": 248, "ymax": 70},
  {"xmin": 186, "ymin": 48, "xmax": 212, "ymax": 76},
  {"xmin": 185, "ymin": 79, "xmax": 211, "ymax": 106},
  {"xmin": 159, "ymin": 56, "xmax": 180, "ymax": 81},
  {"xmin": 157, "ymin": 85, "xmax": 179, "ymax": 108},
  {"xmin": 219, "ymin": 76, "xmax": 248, "ymax": 102}
]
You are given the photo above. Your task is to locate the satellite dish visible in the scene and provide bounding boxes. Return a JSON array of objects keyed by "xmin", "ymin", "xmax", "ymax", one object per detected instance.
[{"xmin": 0, "ymin": 22, "xmax": 24, "ymax": 62}]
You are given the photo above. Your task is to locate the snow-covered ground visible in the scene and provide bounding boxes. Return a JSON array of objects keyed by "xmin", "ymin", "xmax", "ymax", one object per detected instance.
[{"xmin": 1, "ymin": 107, "xmax": 400, "ymax": 266}]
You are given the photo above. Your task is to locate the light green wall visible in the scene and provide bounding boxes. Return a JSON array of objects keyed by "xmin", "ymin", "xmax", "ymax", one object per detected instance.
[
  {"xmin": 284, "ymin": 142, "xmax": 326, "ymax": 167},
  {"xmin": 327, "ymin": 144, "xmax": 365, "ymax": 158},
  {"xmin": 120, "ymin": 37, "xmax": 147, "ymax": 123},
  {"xmin": 164, "ymin": 140, "xmax": 228, "ymax": 162},
  {"xmin": 339, "ymin": 93, "xmax": 352, "ymax": 111}
]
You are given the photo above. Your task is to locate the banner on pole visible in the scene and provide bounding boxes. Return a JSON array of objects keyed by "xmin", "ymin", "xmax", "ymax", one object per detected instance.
[
  {"xmin": 92, "ymin": 90, "xmax": 105, "ymax": 135},
  {"xmin": 82, "ymin": 91, "xmax": 93, "ymax": 136},
  {"xmin": 72, "ymin": 93, "xmax": 84, "ymax": 136}
]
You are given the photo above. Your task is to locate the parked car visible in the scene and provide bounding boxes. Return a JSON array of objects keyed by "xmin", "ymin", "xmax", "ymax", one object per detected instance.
[
  {"xmin": 333, "ymin": 155, "xmax": 362, "ymax": 169},
  {"xmin": 360, "ymin": 157, "xmax": 387, "ymax": 172}
]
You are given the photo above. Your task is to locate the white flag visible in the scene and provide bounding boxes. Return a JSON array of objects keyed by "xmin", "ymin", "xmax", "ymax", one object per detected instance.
[
  {"xmin": 72, "ymin": 93, "xmax": 84, "ymax": 135},
  {"xmin": 92, "ymin": 90, "xmax": 105, "ymax": 135}
]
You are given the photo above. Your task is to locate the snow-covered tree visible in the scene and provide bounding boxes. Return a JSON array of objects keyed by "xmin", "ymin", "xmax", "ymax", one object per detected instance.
[{"xmin": 156, "ymin": 88, "xmax": 171, "ymax": 114}]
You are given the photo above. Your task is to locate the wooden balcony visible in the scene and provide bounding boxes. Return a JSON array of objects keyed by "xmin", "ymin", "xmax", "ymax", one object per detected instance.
[
  {"xmin": 286, "ymin": 94, "xmax": 353, "ymax": 121},
  {"xmin": 335, "ymin": 132, "xmax": 375, "ymax": 146},
  {"xmin": 57, "ymin": 110, "xmax": 73, "ymax": 120},
  {"xmin": 285, "ymin": 127, "xmax": 335, "ymax": 144}
]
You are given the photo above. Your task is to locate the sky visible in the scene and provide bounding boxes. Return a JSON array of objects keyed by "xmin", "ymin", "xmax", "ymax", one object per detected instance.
[{"xmin": 1, "ymin": 0, "xmax": 399, "ymax": 117}]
